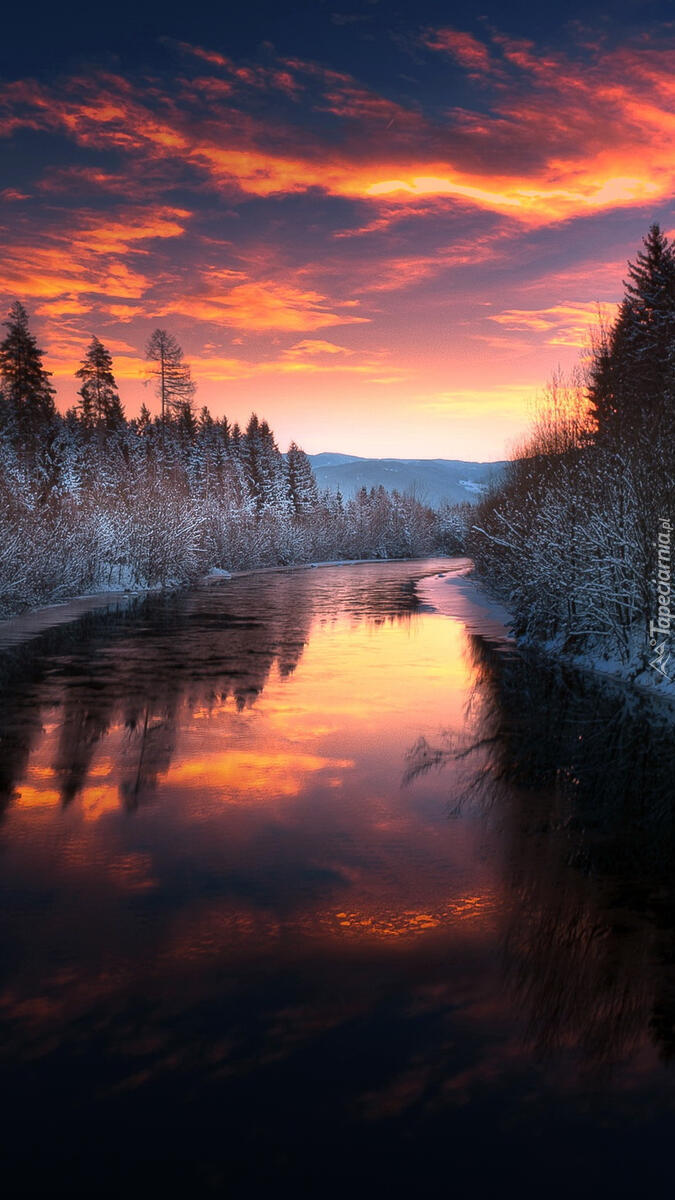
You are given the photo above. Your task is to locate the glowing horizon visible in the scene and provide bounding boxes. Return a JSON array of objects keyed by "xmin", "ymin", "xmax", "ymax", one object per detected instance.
[{"xmin": 1, "ymin": 5, "xmax": 674, "ymax": 459}]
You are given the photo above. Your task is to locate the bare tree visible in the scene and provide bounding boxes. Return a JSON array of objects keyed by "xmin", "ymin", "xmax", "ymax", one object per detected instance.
[{"xmin": 145, "ymin": 329, "xmax": 196, "ymax": 423}]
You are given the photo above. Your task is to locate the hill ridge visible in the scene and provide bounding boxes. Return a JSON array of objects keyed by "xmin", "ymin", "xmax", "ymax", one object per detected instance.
[{"xmin": 307, "ymin": 454, "xmax": 506, "ymax": 507}]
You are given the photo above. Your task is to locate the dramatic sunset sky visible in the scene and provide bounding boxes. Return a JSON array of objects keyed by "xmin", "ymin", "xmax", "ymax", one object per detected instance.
[{"xmin": 2, "ymin": 0, "xmax": 674, "ymax": 458}]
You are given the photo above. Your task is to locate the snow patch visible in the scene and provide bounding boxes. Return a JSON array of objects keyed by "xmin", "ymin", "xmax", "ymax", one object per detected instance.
[
  {"xmin": 204, "ymin": 567, "xmax": 232, "ymax": 579},
  {"xmin": 459, "ymin": 479, "xmax": 488, "ymax": 494}
]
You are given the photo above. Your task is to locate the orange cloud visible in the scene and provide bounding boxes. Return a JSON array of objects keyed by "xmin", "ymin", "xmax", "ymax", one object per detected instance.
[
  {"xmin": 34, "ymin": 297, "xmax": 93, "ymax": 316},
  {"xmin": 1, "ymin": 33, "xmax": 672, "ymax": 458},
  {"xmin": 0, "ymin": 206, "xmax": 189, "ymax": 315},
  {"xmin": 170, "ymin": 350, "xmax": 407, "ymax": 385},
  {"xmin": 489, "ymin": 301, "xmax": 619, "ymax": 347},
  {"xmin": 106, "ymin": 303, "xmax": 141, "ymax": 321},
  {"xmin": 71, "ymin": 208, "xmax": 190, "ymax": 254},
  {"xmin": 173, "ymin": 41, "xmax": 303, "ymax": 97},
  {"xmin": 1, "ymin": 187, "xmax": 31, "ymax": 201},
  {"xmin": 3, "ymin": 41, "xmax": 675, "ymax": 226},
  {"xmin": 0, "ymin": 244, "xmax": 148, "ymax": 302},
  {"xmin": 285, "ymin": 339, "xmax": 354, "ymax": 356},
  {"xmin": 159, "ymin": 280, "xmax": 369, "ymax": 332}
]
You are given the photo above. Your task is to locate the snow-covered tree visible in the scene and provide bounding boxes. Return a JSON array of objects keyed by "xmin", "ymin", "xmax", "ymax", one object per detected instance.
[
  {"xmin": 0, "ymin": 316, "xmax": 446, "ymax": 617},
  {"xmin": 286, "ymin": 442, "xmax": 319, "ymax": 515}
]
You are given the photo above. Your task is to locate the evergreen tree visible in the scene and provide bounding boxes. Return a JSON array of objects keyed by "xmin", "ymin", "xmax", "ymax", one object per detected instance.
[
  {"xmin": 230, "ymin": 422, "xmax": 242, "ymax": 455},
  {"xmin": 0, "ymin": 307, "xmax": 445, "ymax": 616},
  {"xmin": 0, "ymin": 301, "xmax": 56, "ymax": 442},
  {"xmin": 589, "ymin": 224, "xmax": 675, "ymax": 441},
  {"xmin": 175, "ymin": 400, "xmax": 198, "ymax": 441},
  {"xmin": 136, "ymin": 403, "xmax": 152, "ymax": 435},
  {"xmin": 145, "ymin": 329, "xmax": 196, "ymax": 422},
  {"xmin": 242, "ymin": 414, "xmax": 292, "ymax": 513},
  {"xmin": 624, "ymin": 223, "xmax": 675, "ymax": 373},
  {"xmin": 198, "ymin": 406, "xmax": 214, "ymax": 436},
  {"xmin": 286, "ymin": 442, "xmax": 319, "ymax": 515},
  {"xmin": 76, "ymin": 336, "xmax": 124, "ymax": 428},
  {"xmin": 241, "ymin": 413, "xmax": 263, "ymax": 507}
]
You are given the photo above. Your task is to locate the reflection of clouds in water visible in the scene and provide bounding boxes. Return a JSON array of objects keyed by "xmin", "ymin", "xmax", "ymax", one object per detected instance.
[
  {"xmin": 166, "ymin": 750, "xmax": 354, "ymax": 799},
  {"xmin": 0, "ymin": 561, "xmax": 448, "ymax": 816},
  {"xmin": 2, "ymin": 560, "xmax": 675, "ymax": 1187},
  {"xmin": 331, "ymin": 893, "xmax": 499, "ymax": 938},
  {"xmin": 0, "ymin": 565, "xmax": 494, "ymax": 1048}
]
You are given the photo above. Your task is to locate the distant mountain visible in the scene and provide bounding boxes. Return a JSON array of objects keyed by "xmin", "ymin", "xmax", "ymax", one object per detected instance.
[{"xmin": 307, "ymin": 454, "xmax": 507, "ymax": 507}]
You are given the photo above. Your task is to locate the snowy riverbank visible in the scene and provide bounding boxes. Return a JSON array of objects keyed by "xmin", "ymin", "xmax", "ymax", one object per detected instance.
[{"xmin": 421, "ymin": 565, "xmax": 675, "ymax": 711}]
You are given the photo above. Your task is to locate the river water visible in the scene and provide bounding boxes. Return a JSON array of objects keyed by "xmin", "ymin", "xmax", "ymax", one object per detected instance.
[{"xmin": 0, "ymin": 559, "xmax": 673, "ymax": 1195}]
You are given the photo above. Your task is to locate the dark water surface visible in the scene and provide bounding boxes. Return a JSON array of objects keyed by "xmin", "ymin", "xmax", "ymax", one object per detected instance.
[{"xmin": 1, "ymin": 559, "xmax": 674, "ymax": 1196}]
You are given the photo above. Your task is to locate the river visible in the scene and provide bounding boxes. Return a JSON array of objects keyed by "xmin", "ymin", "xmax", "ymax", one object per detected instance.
[{"xmin": 0, "ymin": 558, "xmax": 673, "ymax": 1195}]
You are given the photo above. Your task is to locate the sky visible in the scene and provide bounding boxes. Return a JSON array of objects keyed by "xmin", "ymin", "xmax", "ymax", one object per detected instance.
[{"xmin": 1, "ymin": 0, "xmax": 674, "ymax": 459}]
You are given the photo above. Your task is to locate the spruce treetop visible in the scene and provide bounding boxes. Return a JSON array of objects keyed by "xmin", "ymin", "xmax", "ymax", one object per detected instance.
[
  {"xmin": 588, "ymin": 223, "xmax": 675, "ymax": 441},
  {"xmin": 76, "ymin": 335, "xmax": 124, "ymax": 428},
  {"xmin": 0, "ymin": 301, "xmax": 56, "ymax": 433}
]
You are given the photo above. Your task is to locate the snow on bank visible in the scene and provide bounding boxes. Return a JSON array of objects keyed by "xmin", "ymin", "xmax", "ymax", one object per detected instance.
[
  {"xmin": 421, "ymin": 565, "xmax": 675, "ymax": 712},
  {"xmin": 0, "ymin": 568, "xmax": 197, "ymax": 649},
  {"xmin": 527, "ymin": 630, "xmax": 675, "ymax": 709},
  {"xmin": 416, "ymin": 559, "xmax": 515, "ymax": 645},
  {"xmin": 204, "ymin": 567, "xmax": 233, "ymax": 580},
  {"xmin": 211, "ymin": 558, "xmax": 412, "ymax": 582},
  {"xmin": 0, "ymin": 591, "xmax": 137, "ymax": 650}
]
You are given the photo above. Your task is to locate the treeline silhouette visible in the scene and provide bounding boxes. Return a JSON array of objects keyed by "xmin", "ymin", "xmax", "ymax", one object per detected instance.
[
  {"xmin": 468, "ymin": 224, "xmax": 675, "ymax": 679},
  {"xmin": 0, "ymin": 304, "xmax": 462, "ymax": 617}
]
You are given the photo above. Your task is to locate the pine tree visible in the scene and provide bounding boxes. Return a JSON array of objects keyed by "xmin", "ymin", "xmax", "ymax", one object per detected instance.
[
  {"xmin": 145, "ymin": 329, "xmax": 196, "ymax": 422},
  {"xmin": 286, "ymin": 442, "xmax": 319, "ymax": 514},
  {"xmin": 624, "ymin": 223, "xmax": 675, "ymax": 367},
  {"xmin": 242, "ymin": 415, "xmax": 292, "ymax": 513},
  {"xmin": 589, "ymin": 224, "xmax": 675, "ymax": 441},
  {"xmin": 0, "ymin": 301, "xmax": 56, "ymax": 441},
  {"xmin": 136, "ymin": 403, "xmax": 152, "ymax": 435},
  {"xmin": 230, "ymin": 422, "xmax": 242, "ymax": 455},
  {"xmin": 241, "ymin": 413, "xmax": 262, "ymax": 507},
  {"xmin": 175, "ymin": 400, "xmax": 198, "ymax": 441},
  {"xmin": 76, "ymin": 336, "xmax": 124, "ymax": 428}
]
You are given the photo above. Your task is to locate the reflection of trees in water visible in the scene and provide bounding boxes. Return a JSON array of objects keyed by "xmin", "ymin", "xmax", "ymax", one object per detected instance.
[
  {"xmin": 0, "ymin": 562, "xmax": 432, "ymax": 816},
  {"xmin": 407, "ymin": 635, "xmax": 675, "ymax": 1075},
  {"xmin": 0, "ymin": 574, "xmax": 317, "ymax": 813},
  {"xmin": 118, "ymin": 704, "xmax": 177, "ymax": 811}
]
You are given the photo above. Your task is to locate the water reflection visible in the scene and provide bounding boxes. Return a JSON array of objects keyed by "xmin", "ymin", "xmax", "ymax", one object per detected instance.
[
  {"xmin": 0, "ymin": 564, "xmax": 432, "ymax": 816},
  {"xmin": 406, "ymin": 634, "xmax": 675, "ymax": 1074},
  {"xmin": 0, "ymin": 560, "xmax": 674, "ymax": 1194}
]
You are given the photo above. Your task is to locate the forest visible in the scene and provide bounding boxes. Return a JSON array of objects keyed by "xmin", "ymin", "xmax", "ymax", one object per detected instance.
[
  {"xmin": 3, "ymin": 223, "xmax": 672, "ymax": 679},
  {"xmin": 469, "ymin": 224, "xmax": 674, "ymax": 685},
  {"xmin": 0, "ymin": 306, "xmax": 463, "ymax": 618}
]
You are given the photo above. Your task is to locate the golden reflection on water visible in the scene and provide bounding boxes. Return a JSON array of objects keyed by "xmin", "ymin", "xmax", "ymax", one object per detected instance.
[
  {"xmin": 3, "ymin": 562, "xmax": 675, "ymax": 1185},
  {"xmin": 9, "ymin": 608, "xmax": 494, "ymax": 946}
]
